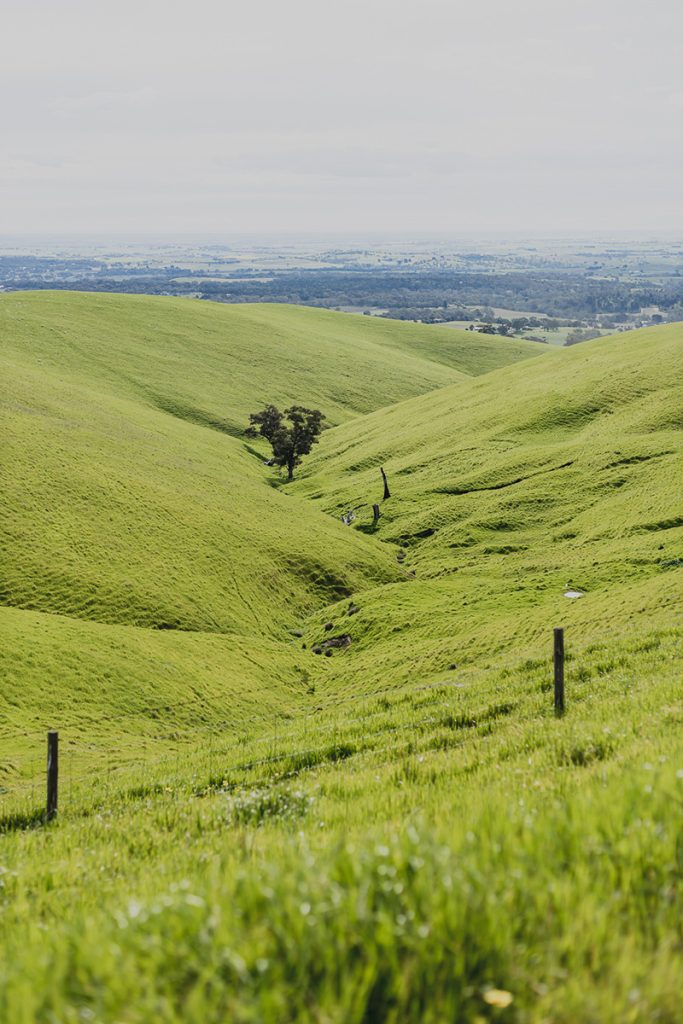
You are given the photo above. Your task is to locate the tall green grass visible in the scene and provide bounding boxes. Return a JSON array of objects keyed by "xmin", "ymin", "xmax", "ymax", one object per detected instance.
[{"xmin": 0, "ymin": 628, "xmax": 681, "ymax": 1022}]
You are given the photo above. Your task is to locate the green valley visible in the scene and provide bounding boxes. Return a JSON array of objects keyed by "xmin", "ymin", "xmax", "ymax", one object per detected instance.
[{"xmin": 0, "ymin": 292, "xmax": 681, "ymax": 1023}]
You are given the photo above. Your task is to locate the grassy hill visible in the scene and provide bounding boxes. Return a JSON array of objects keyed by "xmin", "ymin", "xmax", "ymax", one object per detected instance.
[
  {"xmin": 1, "ymin": 296, "xmax": 682, "ymax": 1022},
  {"xmin": 0, "ymin": 291, "xmax": 542, "ymax": 744},
  {"xmin": 291, "ymin": 322, "xmax": 683, "ymax": 686},
  {"xmin": 0, "ymin": 292, "xmax": 542, "ymax": 432}
]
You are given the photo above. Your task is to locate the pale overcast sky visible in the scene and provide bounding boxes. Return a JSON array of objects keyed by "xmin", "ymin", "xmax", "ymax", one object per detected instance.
[{"xmin": 2, "ymin": 0, "xmax": 682, "ymax": 235}]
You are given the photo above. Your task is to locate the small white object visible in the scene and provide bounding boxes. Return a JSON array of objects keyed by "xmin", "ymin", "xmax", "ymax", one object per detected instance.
[{"xmin": 564, "ymin": 589, "xmax": 584, "ymax": 599}]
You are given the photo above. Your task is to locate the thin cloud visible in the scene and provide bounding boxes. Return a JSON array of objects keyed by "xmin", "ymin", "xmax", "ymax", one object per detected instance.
[{"xmin": 1, "ymin": 0, "xmax": 681, "ymax": 233}]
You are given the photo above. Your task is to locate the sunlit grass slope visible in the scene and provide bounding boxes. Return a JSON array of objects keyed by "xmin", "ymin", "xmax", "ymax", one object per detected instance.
[
  {"xmin": 0, "ymin": 354, "xmax": 405, "ymax": 633},
  {"xmin": 292, "ymin": 323, "xmax": 683, "ymax": 689},
  {"xmin": 0, "ymin": 290, "xmax": 544, "ymax": 724},
  {"xmin": 0, "ymin": 292, "xmax": 542, "ymax": 435},
  {"xmin": 1, "ymin": 298, "xmax": 682, "ymax": 1022},
  {"xmin": 0, "ymin": 602, "xmax": 317, "ymax": 772},
  {"xmin": 2, "ymin": 292, "xmax": 441, "ymax": 737}
]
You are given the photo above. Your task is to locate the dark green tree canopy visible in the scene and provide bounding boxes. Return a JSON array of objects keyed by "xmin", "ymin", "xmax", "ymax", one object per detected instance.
[{"xmin": 247, "ymin": 404, "xmax": 325, "ymax": 480}]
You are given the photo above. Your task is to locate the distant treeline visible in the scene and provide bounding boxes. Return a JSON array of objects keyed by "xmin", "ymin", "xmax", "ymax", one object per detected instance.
[
  {"xmin": 194, "ymin": 270, "xmax": 683, "ymax": 318},
  {"xmin": 3, "ymin": 258, "xmax": 683, "ymax": 321}
]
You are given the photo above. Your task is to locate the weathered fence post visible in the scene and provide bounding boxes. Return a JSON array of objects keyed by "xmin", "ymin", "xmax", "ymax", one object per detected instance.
[
  {"xmin": 47, "ymin": 730, "xmax": 59, "ymax": 821},
  {"xmin": 380, "ymin": 467, "xmax": 391, "ymax": 500},
  {"xmin": 373, "ymin": 503, "xmax": 380, "ymax": 524},
  {"xmin": 553, "ymin": 628, "xmax": 565, "ymax": 715}
]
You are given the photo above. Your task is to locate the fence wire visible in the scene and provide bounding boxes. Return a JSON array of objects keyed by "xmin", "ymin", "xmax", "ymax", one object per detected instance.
[{"xmin": 1, "ymin": 624, "xmax": 679, "ymax": 825}]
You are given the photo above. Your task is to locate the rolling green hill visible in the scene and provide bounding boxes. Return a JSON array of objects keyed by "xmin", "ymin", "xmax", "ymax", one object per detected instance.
[
  {"xmin": 1, "ymin": 296, "xmax": 682, "ymax": 1023},
  {"xmin": 0, "ymin": 292, "xmax": 542, "ymax": 433},
  {"xmin": 0, "ymin": 291, "xmax": 542, "ymax": 732},
  {"xmin": 291, "ymin": 322, "xmax": 683, "ymax": 687}
]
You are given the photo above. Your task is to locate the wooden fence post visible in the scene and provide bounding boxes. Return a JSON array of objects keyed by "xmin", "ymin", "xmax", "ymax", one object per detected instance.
[
  {"xmin": 373, "ymin": 503, "xmax": 380, "ymax": 524},
  {"xmin": 47, "ymin": 730, "xmax": 59, "ymax": 821},
  {"xmin": 554, "ymin": 628, "xmax": 565, "ymax": 715},
  {"xmin": 380, "ymin": 467, "xmax": 391, "ymax": 500}
]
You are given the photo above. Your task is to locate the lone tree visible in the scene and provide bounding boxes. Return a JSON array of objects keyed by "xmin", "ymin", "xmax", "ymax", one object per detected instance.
[{"xmin": 247, "ymin": 404, "xmax": 325, "ymax": 480}]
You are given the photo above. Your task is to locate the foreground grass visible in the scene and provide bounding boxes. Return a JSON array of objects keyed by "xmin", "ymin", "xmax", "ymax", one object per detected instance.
[
  {"xmin": 1, "ymin": 627, "xmax": 681, "ymax": 1021},
  {"xmin": 4, "ymin": 772, "xmax": 682, "ymax": 1024}
]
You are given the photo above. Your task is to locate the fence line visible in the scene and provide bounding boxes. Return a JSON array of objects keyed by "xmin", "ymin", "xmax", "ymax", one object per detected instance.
[
  {"xmin": 5, "ymin": 687, "xmax": 462, "ymax": 788},
  {"xmin": 0, "ymin": 670, "xmax": 497, "ymax": 784},
  {"xmin": 2, "ymin": 623, "xmax": 679, "ymax": 823},
  {"xmin": 1, "ymin": 617, "xmax": 671, "ymax": 744},
  {"xmin": 1, "ymin": 695, "xmax": 477, "ymax": 813},
  {"xmin": 1, "ymin": 682, "xmax": 495, "ymax": 815},
  {"xmin": 0, "ymin": 614, "xmax": 651, "ymax": 745},
  {"xmin": 2, "ymin": 619, "xmax": 674, "ymax": 766}
]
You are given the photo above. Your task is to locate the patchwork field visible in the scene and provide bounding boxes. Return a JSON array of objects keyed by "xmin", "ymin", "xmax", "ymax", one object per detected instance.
[{"xmin": 0, "ymin": 293, "xmax": 681, "ymax": 1022}]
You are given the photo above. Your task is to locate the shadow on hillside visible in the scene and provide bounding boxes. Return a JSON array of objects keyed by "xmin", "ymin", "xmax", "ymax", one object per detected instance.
[{"xmin": 151, "ymin": 395, "xmax": 244, "ymax": 438}]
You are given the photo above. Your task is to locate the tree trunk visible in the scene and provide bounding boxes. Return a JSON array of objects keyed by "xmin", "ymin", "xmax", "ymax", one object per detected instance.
[{"xmin": 287, "ymin": 458, "xmax": 295, "ymax": 481}]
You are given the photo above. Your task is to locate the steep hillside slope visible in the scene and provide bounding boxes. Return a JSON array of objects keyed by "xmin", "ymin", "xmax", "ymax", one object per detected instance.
[
  {"xmin": 2, "ymin": 292, "xmax": 454, "ymax": 735},
  {"xmin": 0, "ymin": 354, "xmax": 403, "ymax": 742},
  {"xmin": 0, "ymin": 291, "xmax": 544, "ymax": 692},
  {"xmin": 1, "ymin": 358, "xmax": 401, "ymax": 636},
  {"xmin": 0, "ymin": 293, "xmax": 542, "ymax": 435},
  {"xmin": 292, "ymin": 323, "xmax": 683, "ymax": 687}
]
